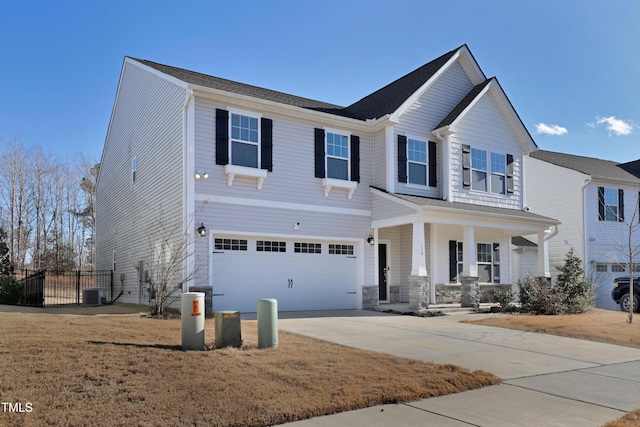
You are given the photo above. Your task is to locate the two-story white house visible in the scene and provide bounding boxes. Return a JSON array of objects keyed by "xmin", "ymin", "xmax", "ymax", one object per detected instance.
[
  {"xmin": 96, "ymin": 45, "xmax": 559, "ymax": 312},
  {"xmin": 526, "ymin": 150, "xmax": 640, "ymax": 310}
]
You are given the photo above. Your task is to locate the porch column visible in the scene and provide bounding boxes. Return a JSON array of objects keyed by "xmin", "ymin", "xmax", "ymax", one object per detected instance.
[
  {"xmin": 411, "ymin": 222, "xmax": 427, "ymax": 276},
  {"xmin": 409, "ymin": 222, "xmax": 429, "ymax": 310},
  {"xmin": 460, "ymin": 226, "xmax": 479, "ymax": 308},
  {"xmin": 537, "ymin": 231, "xmax": 550, "ymax": 278},
  {"xmin": 462, "ymin": 226, "xmax": 477, "ymax": 277}
]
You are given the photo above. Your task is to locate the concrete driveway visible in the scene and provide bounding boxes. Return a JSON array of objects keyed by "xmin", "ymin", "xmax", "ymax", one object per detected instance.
[{"xmin": 273, "ymin": 310, "xmax": 640, "ymax": 427}]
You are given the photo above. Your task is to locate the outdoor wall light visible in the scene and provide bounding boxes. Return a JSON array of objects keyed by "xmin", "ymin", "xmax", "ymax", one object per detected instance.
[
  {"xmin": 197, "ymin": 223, "xmax": 207, "ymax": 237},
  {"xmin": 293, "ymin": 222, "xmax": 300, "ymax": 230},
  {"xmin": 195, "ymin": 170, "xmax": 209, "ymax": 179},
  {"xmin": 367, "ymin": 234, "xmax": 375, "ymax": 246}
]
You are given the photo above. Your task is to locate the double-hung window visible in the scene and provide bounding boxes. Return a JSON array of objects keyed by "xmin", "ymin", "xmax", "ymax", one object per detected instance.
[
  {"xmin": 215, "ymin": 108, "xmax": 273, "ymax": 172},
  {"xmin": 326, "ymin": 132, "xmax": 349, "ymax": 180},
  {"xmin": 230, "ymin": 113, "xmax": 260, "ymax": 168},
  {"xmin": 598, "ymin": 187, "xmax": 624, "ymax": 222},
  {"xmin": 471, "ymin": 148, "xmax": 487, "ymax": 191},
  {"xmin": 490, "ymin": 153, "xmax": 506, "ymax": 195},
  {"xmin": 407, "ymin": 139, "xmax": 427, "ymax": 185},
  {"xmin": 477, "ymin": 243, "xmax": 500, "ymax": 283},
  {"xmin": 463, "ymin": 145, "xmax": 513, "ymax": 195}
]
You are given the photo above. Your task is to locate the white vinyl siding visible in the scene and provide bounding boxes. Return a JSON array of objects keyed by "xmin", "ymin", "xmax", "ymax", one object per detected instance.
[
  {"xmin": 394, "ymin": 61, "xmax": 473, "ymax": 198},
  {"xmin": 194, "ymin": 98, "xmax": 372, "ymax": 210},
  {"xmin": 450, "ymin": 94, "xmax": 523, "ymax": 209},
  {"xmin": 96, "ymin": 60, "xmax": 186, "ymax": 304}
]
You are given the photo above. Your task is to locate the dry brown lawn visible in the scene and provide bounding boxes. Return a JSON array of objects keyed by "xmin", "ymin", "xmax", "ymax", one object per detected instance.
[
  {"xmin": 0, "ymin": 312, "xmax": 498, "ymax": 427},
  {"xmin": 468, "ymin": 308, "xmax": 640, "ymax": 427},
  {"xmin": 468, "ymin": 308, "xmax": 640, "ymax": 349}
]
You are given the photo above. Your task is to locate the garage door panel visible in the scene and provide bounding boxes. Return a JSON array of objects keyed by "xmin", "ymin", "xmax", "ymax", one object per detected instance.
[{"xmin": 212, "ymin": 238, "xmax": 358, "ymax": 312}]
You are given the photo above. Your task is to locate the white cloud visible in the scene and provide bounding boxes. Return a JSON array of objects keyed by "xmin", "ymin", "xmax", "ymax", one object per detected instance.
[
  {"xmin": 593, "ymin": 116, "xmax": 635, "ymax": 136},
  {"xmin": 535, "ymin": 123, "xmax": 568, "ymax": 136}
]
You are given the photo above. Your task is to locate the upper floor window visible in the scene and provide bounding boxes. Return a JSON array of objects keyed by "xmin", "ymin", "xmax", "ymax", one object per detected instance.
[
  {"xmin": 462, "ymin": 145, "xmax": 513, "ymax": 195},
  {"xmin": 490, "ymin": 153, "xmax": 506, "ymax": 195},
  {"xmin": 326, "ymin": 132, "xmax": 349, "ymax": 180},
  {"xmin": 314, "ymin": 128, "xmax": 360, "ymax": 183},
  {"xmin": 598, "ymin": 187, "xmax": 624, "ymax": 222},
  {"xmin": 230, "ymin": 113, "xmax": 259, "ymax": 168},
  {"xmin": 408, "ymin": 139, "xmax": 427, "ymax": 185},
  {"xmin": 215, "ymin": 109, "xmax": 273, "ymax": 172},
  {"xmin": 471, "ymin": 148, "xmax": 487, "ymax": 191},
  {"xmin": 397, "ymin": 136, "xmax": 437, "ymax": 187},
  {"xmin": 132, "ymin": 157, "xmax": 137, "ymax": 183}
]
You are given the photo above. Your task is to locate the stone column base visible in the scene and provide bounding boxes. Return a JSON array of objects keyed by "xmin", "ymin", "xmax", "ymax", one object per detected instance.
[
  {"xmin": 361, "ymin": 286, "xmax": 378, "ymax": 310},
  {"xmin": 409, "ymin": 275, "xmax": 430, "ymax": 310},
  {"xmin": 460, "ymin": 276, "xmax": 480, "ymax": 308}
]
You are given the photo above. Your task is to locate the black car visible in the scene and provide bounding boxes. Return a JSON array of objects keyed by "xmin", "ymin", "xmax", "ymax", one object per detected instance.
[{"xmin": 611, "ymin": 277, "xmax": 640, "ymax": 312}]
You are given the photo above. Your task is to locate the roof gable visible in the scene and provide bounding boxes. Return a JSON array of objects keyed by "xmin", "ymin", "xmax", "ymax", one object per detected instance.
[{"xmin": 434, "ymin": 77, "xmax": 537, "ymax": 150}]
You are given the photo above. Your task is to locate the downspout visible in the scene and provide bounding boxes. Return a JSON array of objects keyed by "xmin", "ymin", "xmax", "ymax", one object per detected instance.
[
  {"xmin": 581, "ymin": 176, "xmax": 593, "ymax": 275},
  {"xmin": 183, "ymin": 88, "xmax": 195, "ymax": 293}
]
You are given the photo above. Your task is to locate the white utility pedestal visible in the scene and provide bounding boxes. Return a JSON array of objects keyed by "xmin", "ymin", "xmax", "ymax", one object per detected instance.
[{"xmin": 181, "ymin": 292, "xmax": 205, "ymax": 351}]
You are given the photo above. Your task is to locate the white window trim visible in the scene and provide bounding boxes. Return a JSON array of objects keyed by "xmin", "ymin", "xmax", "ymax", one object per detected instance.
[
  {"xmin": 132, "ymin": 157, "xmax": 137, "ymax": 183},
  {"xmin": 324, "ymin": 127, "xmax": 351, "ymax": 181},
  {"xmin": 407, "ymin": 137, "xmax": 428, "ymax": 186},
  {"xmin": 603, "ymin": 187, "xmax": 619, "ymax": 221},
  {"xmin": 469, "ymin": 148, "xmax": 509, "ymax": 197},
  {"xmin": 228, "ymin": 108, "xmax": 262, "ymax": 169}
]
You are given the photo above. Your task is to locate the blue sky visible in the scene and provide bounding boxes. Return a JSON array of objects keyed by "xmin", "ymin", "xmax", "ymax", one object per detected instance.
[{"xmin": 1, "ymin": 0, "xmax": 639, "ymax": 163}]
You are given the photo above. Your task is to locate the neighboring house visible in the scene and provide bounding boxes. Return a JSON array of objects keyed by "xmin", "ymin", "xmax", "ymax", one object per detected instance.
[
  {"xmin": 526, "ymin": 150, "xmax": 640, "ymax": 310},
  {"xmin": 96, "ymin": 45, "xmax": 558, "ymax": 312}
]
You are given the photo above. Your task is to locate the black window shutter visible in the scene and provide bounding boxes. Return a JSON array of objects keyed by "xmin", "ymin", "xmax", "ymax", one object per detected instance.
[
  {"xmin": 314, "ymin": 128, "xmax": 325, "ymax": 178},
  {"xmin": 598, "ymin": 187, "xmax": 605, "ymax": 221},
  {"xmin": 260, "ymin": 118, "xmax": 273, "ymax": 172},
  {"xmin": 350, "ymin": 135, "xmax": 360, "ymax": 182},
  {"xmin": 215, "ymin": 109, "xmax": 229, "ymax": 165},
  {"xmin": 618, "ymin": 188, "xmax": 624, "ymax": 222},
  {"xmin": 449, "ymin": 240, "xmax": 458, "ymax": 282},
  {"xmin": 462, "ymin": 144, "xmax": 471, "ymax": 188},
  {"xmin": 398, "ymin": 135, "xmax": 407, "ymax": 183},
  {"xmin": 428, "ymin": 141, "xmax": 437, "ymax": 187},
  {"xmin": 506, "ymin": 154, "xmax": 514, "ymax": 194}
]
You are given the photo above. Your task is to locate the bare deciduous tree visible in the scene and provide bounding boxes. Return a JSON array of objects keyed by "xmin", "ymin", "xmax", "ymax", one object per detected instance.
[{"xmin": 142, "ymin": 212, "xmax": 201, "ymax": 316}]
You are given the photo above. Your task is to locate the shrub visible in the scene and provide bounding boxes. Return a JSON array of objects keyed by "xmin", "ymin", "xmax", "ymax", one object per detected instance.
[
  {"xmin": 519, "ymin": 249, "xmax": 594, "ymax": 315},
  {"xmin": 519, "ymin": 276, "xmax": 566, "ymax": 315},
  {"xmin": 0, "ymin": 276, "xmax": 23, "ymax": 304},
  {"xmin": 491, "ymin": 288, "xmax": 515, "ymax": 309}
]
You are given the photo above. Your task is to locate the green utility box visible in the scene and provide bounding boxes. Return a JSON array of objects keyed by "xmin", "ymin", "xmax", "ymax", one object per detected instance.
[{"xmin": 214, "ymin": 311, "xmax": 242, "ymax": 348}]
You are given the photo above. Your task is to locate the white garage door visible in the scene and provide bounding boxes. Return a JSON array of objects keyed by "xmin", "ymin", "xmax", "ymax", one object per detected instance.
[{"xmin": 211, "ymin": 236, "xmax": 359, "ymax": 312}]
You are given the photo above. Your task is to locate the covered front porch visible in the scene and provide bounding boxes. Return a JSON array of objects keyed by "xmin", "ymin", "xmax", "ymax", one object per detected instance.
[{"xmin": 367, "ymin": 188, "xmax": 559, "ymax": 311}]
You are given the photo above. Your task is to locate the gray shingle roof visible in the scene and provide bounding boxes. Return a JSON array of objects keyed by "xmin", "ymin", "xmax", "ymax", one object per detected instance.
[
  {"xmin": 529, "ymin": 150, "xmax": 640, "ymax": 183},
  {"xmin": 511, "ymin": 236, "xmax": 537, "ymax": 247},
  {"xmin": 342, "ymin": 47, "xmax": 461, "ymax": 120},
  {"xmin": 382, "ymin": 191, "xmax": 558, "ymax": 223},
  {"xmin": 131, "ymin": 58, "xmax": 356, "ymax": 117},
  {"xmin": 435, "ymin": 78, "xmax": 493, "ymax": 129},
  {"xmin": 130, "ymin": 45, "xmax": 465, "ymax": 121}
]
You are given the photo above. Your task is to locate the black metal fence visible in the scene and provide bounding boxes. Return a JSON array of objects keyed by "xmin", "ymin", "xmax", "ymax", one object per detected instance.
[{"xmin": 7, "ymin": 270, "xmax": 113, "ymax": 307}]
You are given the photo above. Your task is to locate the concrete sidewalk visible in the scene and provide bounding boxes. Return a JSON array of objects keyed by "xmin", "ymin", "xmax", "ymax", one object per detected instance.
[{"xmin": 273, "ymin": 310, "xmax": 640, "ymax": 427}]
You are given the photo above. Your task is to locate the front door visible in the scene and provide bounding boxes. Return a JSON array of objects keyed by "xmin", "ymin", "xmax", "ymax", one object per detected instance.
[{"xmin": 378, "ymin": 243, "xmax": 388, "ymax": 301}]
